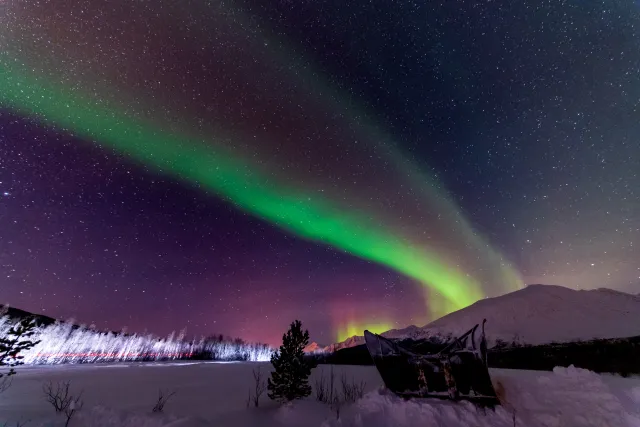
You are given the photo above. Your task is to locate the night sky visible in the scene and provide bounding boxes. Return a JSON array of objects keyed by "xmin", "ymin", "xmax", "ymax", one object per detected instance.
[{"xmin": 1, "ymin": 0, "xmax": 639, "ymax": 346}]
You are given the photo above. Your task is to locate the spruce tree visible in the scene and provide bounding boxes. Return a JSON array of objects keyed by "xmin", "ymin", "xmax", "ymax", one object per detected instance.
[
  {"xmin": 0, "ymin": 316, "xmax": 40, "ymax": 393},
  {"xmin": 268, "ymin": 320, "xmax": 312, "ymax": 402}
]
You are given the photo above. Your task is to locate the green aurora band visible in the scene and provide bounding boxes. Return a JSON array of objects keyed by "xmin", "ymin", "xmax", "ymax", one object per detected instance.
[
  {"xmin": 0, "ymin": 0, "xmax": 525, "ymax": 341},
  {"xmin": 337, "ymin": 321, "xmax": 395, "ymax": 343},
  {"xmin": 202, "ymin": 2, "xmax": 524, "ymax": 301},
  {"xmin": 0, "ymin": 61, "xmax": 484, "ymax": 311}
]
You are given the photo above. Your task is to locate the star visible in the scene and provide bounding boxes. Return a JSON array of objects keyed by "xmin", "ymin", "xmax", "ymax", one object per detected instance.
[{"xmin": 0, "ymin": 0, "xmax": 638, "ymax": 347}]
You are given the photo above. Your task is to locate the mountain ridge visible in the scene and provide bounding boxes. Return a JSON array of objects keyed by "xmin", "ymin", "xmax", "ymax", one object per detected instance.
[{"xmin": 322, "ymin": 284, "xmax": 640, "ymax": 352}]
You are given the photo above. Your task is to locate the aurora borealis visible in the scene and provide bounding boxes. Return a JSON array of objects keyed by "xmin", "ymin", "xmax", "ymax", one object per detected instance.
[
  {"xmin": 0, "ymin": 59, "xmax": 494, "ymax": 311},
  {"xmin": 2, "ymin": 0, "xmax": 639, "ymax": 345}
]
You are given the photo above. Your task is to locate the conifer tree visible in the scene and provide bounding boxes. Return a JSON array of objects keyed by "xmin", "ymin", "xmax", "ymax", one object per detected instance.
[
  {"xmin": 0, "ymin": 316, "xmax": 40, "ymax": 393},
  {"xmin": 267, "ymin": 320, "xmax": 312, "ymax": 402}
]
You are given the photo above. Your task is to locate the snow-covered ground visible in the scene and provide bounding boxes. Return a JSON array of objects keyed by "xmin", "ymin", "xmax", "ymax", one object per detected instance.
[{"xmin": 2, "ymin": 362, "xmax": 639, "ymax": 427}]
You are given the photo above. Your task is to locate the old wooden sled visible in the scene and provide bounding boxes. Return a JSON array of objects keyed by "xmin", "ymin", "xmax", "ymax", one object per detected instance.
[{"xmin": 364, "ymin": 320, "xmax": 499, "ymax": 404}]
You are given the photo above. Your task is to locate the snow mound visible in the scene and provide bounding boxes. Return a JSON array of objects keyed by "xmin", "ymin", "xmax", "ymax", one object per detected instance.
[
  {"xmin": 495, "ymin": 365, "xmax": 640, "ymax": 427},
  {"xmin": 320, "ymin": 366, "xmax": 640, "ymax": 427},
  {"xmin": 321, "ymin": 389, "xmax": 515, "ymax": 427}
]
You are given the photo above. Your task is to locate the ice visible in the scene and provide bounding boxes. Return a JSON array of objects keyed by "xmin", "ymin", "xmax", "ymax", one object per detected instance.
[{"xmin": 1, "ymin": 363, "xmax": 639, "ymax": 427}]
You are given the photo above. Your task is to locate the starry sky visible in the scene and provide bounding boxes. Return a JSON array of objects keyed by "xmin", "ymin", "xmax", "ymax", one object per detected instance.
[{"xmin": 1, "ymin": 0, "xmax": 639, "ymax": 346}]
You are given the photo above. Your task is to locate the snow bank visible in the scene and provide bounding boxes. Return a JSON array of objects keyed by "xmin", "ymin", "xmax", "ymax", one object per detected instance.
[
  {"xmin": 493, "ymin": 366, "xmax": 640, "ymax": 427},
  {"xmin": 319, "ymin": 366, "xmax": 640, "ymax": 427},
  {"xmin": 319, "ymin": 390, "xmax": 515, "ymax": 427}
]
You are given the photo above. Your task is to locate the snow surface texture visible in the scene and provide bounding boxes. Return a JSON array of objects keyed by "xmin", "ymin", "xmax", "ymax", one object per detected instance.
[
  {"xmin": 0, "ymin": 315, "xmax": 272, "ymax": 364},
  {"xmin": 1, "ymin": 362, "xmax": 639, "ymax": 427},
  {"xmin": 328, "ymin": 284, "xmax": 640, "ymax": 350}
]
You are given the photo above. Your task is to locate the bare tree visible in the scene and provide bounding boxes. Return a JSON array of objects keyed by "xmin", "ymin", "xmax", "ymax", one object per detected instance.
[
  {"xmin": 314, "ymin": 373, "xmax": 327, "ymax": 402},
  {"xmin": 315, "ymin": 366, "xmax": 338, "ymax": 405},
  {"xmin": 314, "ymin": 367, "xmax": 342, "ymax": 418},
  {"xmin": 314, "ymin": 366, "xmax": 336, "ymax": 404},
  {"xmin": 250, "ymin": 366, "xmax": 267, "ymax": 407},
  {"xmin": 63, "ymin": 396, "xmax": 83, "ymax": 427},
  {"xmin": 43, "ymin": 381, "xmax": 77, "ymax": 412},
  {"xmin": 332, "ymin": 392, "xmax": 342, "ymax": 420},
  {"xmin": 0, "ymin": 376, "xmax": 12, "ymax": 395},
  {"xmin": 340, "ymin": 373, "xmax": 366, "ymax": 403},
  {"xmin": 313, "ymin": 368, "xmax": 366, "ymax": 419},
  {"xmin": 152, "ymin": 389, "xmax": 177, "ymax": 413},
  {"xmin": 42, "ymin": 380, "xmax": 83, "ymax": 427}
]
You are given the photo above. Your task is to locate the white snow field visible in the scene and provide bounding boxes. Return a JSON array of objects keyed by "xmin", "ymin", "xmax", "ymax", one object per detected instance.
[{"xmin": 2, "ymin": 362, "xmax": 639, "ymax": 427}]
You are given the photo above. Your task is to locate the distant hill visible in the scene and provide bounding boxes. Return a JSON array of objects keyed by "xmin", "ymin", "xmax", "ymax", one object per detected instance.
[
  {"xmin": 1, "ymin": 305, "xmax": 57, "ymax": 327},
  {"xmin": 324, "ymin": 284, "xmax": 640, "ymax": 351}
]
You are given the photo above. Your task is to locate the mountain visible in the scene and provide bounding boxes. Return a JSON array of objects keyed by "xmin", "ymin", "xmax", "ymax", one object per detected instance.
[
  {"xmin": 303, "ymin": 342, "xmax": 326, "ymax": 353},
  {"xmin": 324, "ymin": 335, "xmax": 365, "ymax": 353},
  {"xmin": 0, "ymin": 305, "xmax": 57, "ymax": 326},
  {"xmin": 327, "ymin": 284, "xmax": 640, "ymax": 351}
]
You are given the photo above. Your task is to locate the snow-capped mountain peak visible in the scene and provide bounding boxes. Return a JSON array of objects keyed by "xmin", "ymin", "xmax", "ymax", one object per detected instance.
[
  {"xmin": 326, "ymin": 284, "xmax": 640, "ymax": 351},
  {"xmin": 304, "ymin": 342, "xmax": 326, "ymax": 353}
]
